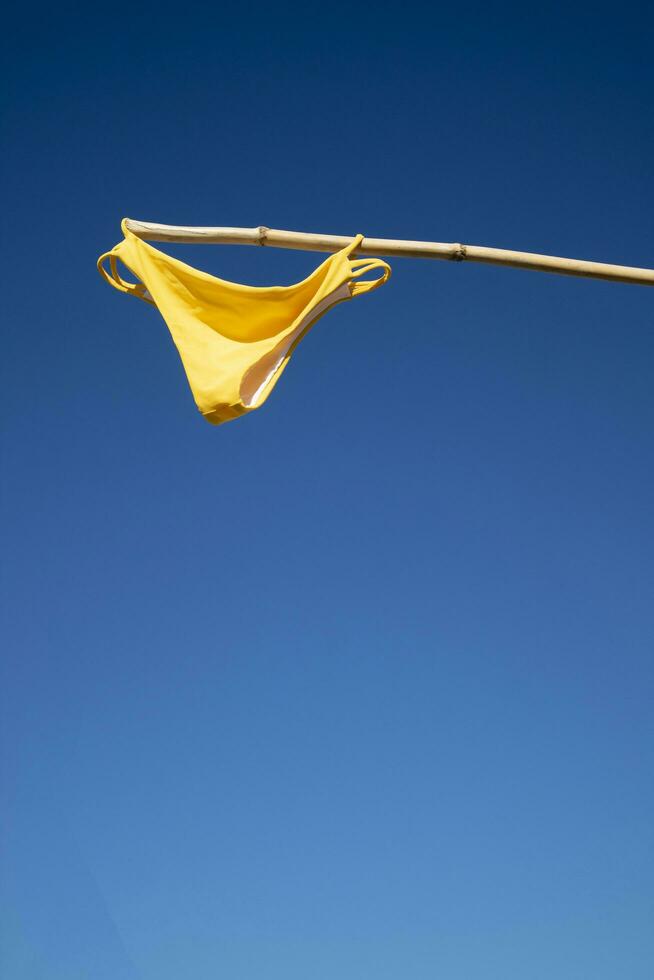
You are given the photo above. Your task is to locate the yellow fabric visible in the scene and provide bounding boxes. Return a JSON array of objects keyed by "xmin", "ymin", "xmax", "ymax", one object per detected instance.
[{"xmin": 98, "ymin": 219, "xmax": 391, "ymax": 425}]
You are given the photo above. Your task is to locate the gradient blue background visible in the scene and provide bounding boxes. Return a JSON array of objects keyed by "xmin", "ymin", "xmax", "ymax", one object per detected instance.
[{"xmin": 2, "ymin": 3, "xmax": 653, "ymax": 978}]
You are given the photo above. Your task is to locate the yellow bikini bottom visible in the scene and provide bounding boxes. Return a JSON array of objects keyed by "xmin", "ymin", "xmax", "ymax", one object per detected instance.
[{"xmin": 98, "ymin": 220, "xmax": 391, "ymax": 426}]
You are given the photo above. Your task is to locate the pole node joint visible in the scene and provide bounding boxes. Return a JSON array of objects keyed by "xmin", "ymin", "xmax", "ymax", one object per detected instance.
[{"xmin": 257, "ymin": 226, "xmax": 269, "ymax": 246}]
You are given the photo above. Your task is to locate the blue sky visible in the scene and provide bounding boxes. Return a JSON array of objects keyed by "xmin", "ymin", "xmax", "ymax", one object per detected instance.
[{"xmin": 2, "ymin": 3, "xmax": 653, "ymax": 978}]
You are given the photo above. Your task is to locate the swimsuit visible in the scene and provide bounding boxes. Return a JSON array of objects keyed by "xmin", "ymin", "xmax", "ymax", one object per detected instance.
[{"xmin": 98, "ymin": 220, "xmax": 391, "ymax": 425}]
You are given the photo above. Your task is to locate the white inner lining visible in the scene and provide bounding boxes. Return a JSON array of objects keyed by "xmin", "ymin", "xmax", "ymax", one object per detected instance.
[{"xmin": 242, "ymin": 282, "xmax": 351, "ymax": 408}]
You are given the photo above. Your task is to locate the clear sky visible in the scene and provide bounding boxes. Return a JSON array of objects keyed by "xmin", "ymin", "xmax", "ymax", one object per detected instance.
[{"xmin": 2, "ymin": 3, "xmax": 653, "ymax": 978}]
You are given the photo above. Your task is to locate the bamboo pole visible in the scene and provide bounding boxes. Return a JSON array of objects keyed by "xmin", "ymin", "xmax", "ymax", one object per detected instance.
[{"xmin": 124, "ymin": 219, "xmax": 654, "ymax": 287}]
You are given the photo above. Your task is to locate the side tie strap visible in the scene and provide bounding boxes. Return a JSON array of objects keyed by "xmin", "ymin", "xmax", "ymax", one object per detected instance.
[
  {"xmin": 97, "ymin": 251, "xmax": 154, "ymax": 305},
  {"xmin": 348, "ymin": 256, "xmax": 392, "ymax": 296},
  {"xmin": 342, "ymin": 233, "xmax": 391, "ymax": 296}
]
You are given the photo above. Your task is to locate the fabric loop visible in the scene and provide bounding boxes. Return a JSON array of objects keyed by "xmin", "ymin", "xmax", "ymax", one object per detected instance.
[
  {"xmin": 97, "ymin": 251, "xmax": 154, "ymax": 305},
  {"xmin": 342, "ymin": 233, "xmax": 365, "ymax": 258},
  {"xmin": 348, "ymin": 256, "xmax": 392, "ymax": 296}
]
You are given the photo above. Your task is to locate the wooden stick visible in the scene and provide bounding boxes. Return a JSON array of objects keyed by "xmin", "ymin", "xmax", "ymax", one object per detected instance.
[{"xmin": 124, "ymin": 219, "xmax": 654, "ymax": 287}]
